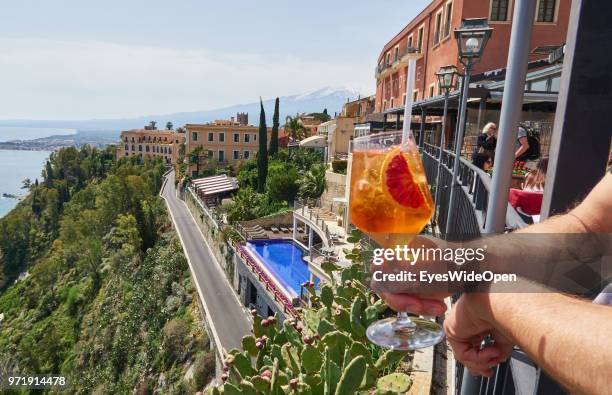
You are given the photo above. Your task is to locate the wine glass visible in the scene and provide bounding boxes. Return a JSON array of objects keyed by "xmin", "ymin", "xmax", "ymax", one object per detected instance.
[{"xmin": 349, "ymin": 130, "xmax": 444, "ymax": 350}]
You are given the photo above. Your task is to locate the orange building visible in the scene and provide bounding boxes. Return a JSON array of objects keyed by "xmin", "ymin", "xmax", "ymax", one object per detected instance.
[
  {"xmin": 375, "ymin": 0, "xmax": 571, "ymax": 112},
  {"xmin": 185, "ymin": 117, "xmax": 272, "ymax": 177},
  {"xmin": 118, "ymin": 127, "xmax": 184, "ymax": 164}
]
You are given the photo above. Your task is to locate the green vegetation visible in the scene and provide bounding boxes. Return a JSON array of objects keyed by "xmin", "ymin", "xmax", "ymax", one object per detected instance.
[
  {"xmin": 284, "ymin": 115, "xmax": 309, "ymax": 142},
  {"xmin": 206, "ymin": 230, "xmax": 413, "ymax": 394},
  {"xmin": 257, "ymin": 100, "xmax": 269, "ymax": 193},
  {"xmin": 311, "ymin": 109, "xmax": 331, "ymax": 123},
  {"xmin": 332, "ymin": 159, "xmax": 348, "ymax": 175},
  {"xmin": 0, "ymin": 147, "xmax": 214, "ymax": 393},
  {"xmin": 225, "ymin": 148, "xmax": 325, "ymax": 223},
  {"xmin": 269, "ymin": 97, "xmax": 280, "ymax": 157}
]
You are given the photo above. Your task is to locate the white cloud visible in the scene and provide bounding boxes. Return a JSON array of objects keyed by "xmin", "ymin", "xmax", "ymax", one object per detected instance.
[{"xmin": 0, "ymin": 38, "xmax": 373, "ymax": 119}]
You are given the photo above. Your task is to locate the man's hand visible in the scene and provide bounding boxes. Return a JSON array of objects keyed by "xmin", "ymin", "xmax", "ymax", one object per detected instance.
[{"xmin": 444, "ymin": 293, "xmax": 513, "ymax": 376}]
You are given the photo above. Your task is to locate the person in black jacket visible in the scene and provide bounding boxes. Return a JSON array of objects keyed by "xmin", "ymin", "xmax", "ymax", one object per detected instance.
[{"xmin": 472, "ymin": 122, "xmax": 497, "ymax": 163}]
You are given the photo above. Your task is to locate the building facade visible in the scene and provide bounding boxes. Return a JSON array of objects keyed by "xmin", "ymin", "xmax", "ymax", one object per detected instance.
[
  {"xmin": 118, "ymin": 128, "xmax": 184, "ymax": 164},
  {"xmin": 375, "ymin": 0, "xmax": 571, "ymax": 112},
  {"xmin": 185, "ymin": 118, "xmax": 272, "ymax": 176},
  {"xmin": 317, "ymin": 96, "xmax": 376, "ymax": 163}
]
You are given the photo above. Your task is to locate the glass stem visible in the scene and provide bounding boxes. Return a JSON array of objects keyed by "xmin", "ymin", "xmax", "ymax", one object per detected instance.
[{"xmin": 393, "ymin": 312, "xmax": 416, "ymax": 332}]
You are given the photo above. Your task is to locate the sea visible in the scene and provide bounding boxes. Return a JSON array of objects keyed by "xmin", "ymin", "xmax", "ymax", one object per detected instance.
[{"xmin": 0, "ymin": 126, "xmax": 76, "ymax": 218}]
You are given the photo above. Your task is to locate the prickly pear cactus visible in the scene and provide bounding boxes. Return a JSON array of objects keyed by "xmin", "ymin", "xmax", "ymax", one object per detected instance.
[{"xmin": 376, "ymin": 372, "xmax": 412, "ymax": 393}]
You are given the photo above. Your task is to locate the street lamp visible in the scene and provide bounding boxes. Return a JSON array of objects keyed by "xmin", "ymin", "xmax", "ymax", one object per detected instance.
[
  {"xmin": 433, "ymin": 65, "xmax": 459, "ymax": 222},
  {"xmin": 445, "ymin": 18, "xmax": 492, "ymax": 238}
]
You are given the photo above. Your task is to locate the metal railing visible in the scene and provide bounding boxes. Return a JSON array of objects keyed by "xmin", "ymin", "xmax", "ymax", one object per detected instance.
[
  {"xmin": 420, "ymin": 144, "xmax": 561, "ymax": 394},
  {"xmin": 293, "ymin": 198, "xmax": 332, "ymax": 243},
  {"xmin": 422, "ymin": 143, "xmax": 527, "ymax": 240},
  {"xmin": 375, "ymin": 47, "xmax": 422, "ymax": 76}
]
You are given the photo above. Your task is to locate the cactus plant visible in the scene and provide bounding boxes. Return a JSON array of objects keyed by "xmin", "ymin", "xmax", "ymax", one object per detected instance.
[
  {"xmin": 334, "ymin": 355, "xmax": 367, "ymax": 395},
  {"xmin": 376, "ymin": 372, "xmax": 411, "ymax": 393}
]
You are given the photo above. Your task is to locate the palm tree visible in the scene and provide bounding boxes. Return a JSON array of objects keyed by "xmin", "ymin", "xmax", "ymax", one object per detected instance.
[
  {"xmin": 297, "ymin": 163, "xmax": 327, "ymax": 199},
  {"xmin": 284, "ymin": 114, "xmax": 309, "ymax": 142},
  {"xmin": 190, "ymin": 146, "xmax": 207, "ymax": 176}
]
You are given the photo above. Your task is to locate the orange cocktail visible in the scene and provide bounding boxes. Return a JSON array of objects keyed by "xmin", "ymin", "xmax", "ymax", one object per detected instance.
[{"xmin": 350, "ymin": 133, "xmax": 433, "ymax": 245}]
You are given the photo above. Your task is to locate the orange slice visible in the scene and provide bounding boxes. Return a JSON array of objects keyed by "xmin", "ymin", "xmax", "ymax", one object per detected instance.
[{"xmin": 381, "ymin": 148, "xmax": 425, "ymax": 209}]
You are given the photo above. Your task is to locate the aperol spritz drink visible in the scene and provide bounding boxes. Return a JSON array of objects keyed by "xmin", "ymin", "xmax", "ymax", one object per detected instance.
[{"xmin": 350, "ymin": 130, "xmax": 444, "ymax": 350}]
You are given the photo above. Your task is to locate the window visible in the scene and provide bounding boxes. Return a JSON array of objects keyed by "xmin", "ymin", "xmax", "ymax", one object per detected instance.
[
  {"xmin": 208, "ymin": 132, "xmax": 214, "ymax": 142},
  {"xmin": 537, "ymin": 0, "xmax": 556, "ymax": 22},
  {"xmin": 208, "ymin": 150, "xmax": 214, "ymax": 158},
  {"xmin": 433, "ymin": 11, "xmax": 442, "ymax": 45},
  {"xmin": 394, "ymin": 46, "xmax": 399, "ymax": 61},
  {"xmin": 253, "ymin": 134, "xmax": 257, "ymax": 141},
  {"xmin": 390, "ymin": 98, "xmax": 394, "ymax": 108},
  {"xmin": 357, "ymin": 104, "xmax": 362, "ymax": 116},
  {"xmin": 413, "ymin": 90, "xmax": 419, "ymax": 101},
  {"xmin": 131, "ymin": 145, "xmax": 135, "ymax": 151},
  {"xmin": 146, "ymin": 145, "xmax": 150, "ymax": 152},
  {"xmin": 233, "ymin": 133, "xmax": 240, "ymax": 143},
  {"xmin": 191, "ymin": 131, "xmax": 198, "ymax": 141},
  {"xmin": 218, "ymin": 150, "xmax": 225, "ymax": 162},
  {"xmin": 385, "ymin": 52, "xmax": 391, "ymax": 65},
  {"xmin": 444, "ymin": 2, "xmax": 453, "ymax": 38},
  {"xmin": 233, "ymin": 150, "xmax": 240, "ymax": 160},
  {"xmin": 417, "ymin": 26, "xmax": 424, "ymax": 52},
  {"xmin": 124, "ymin": 144, "xmax": 128, "ymax": 150},
  {"xmin": 429, "ymin": 84, "xmax": 435, "ymax": 97},
  {"xmin": 490, "ymin": 0, "xmax": 510, "ymax": 21},
  {"xmin": 168, "ymin": 148, "xmax": 172, "ymax": 154},
  {"xmin": 244, "ymin": 151, "xmax": 250, "ymax": 159},
  {"xmin": 219, "ymin": 132, "xmax": 225, "ymax": 142},
  {"xmin": 138, "ymin": 145, "xmax": 142, "ymax": 152},
  {"xmin": 407, "ymin": 34, "xmax": 413, "ymax": 50},
  {"xmin": 244, "ymin": 133, "xmax": 250, "ymax": 143}
]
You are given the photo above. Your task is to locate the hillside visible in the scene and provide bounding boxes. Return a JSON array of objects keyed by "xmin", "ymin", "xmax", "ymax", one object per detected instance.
[{"xmin": 0, "ymin": 147, "xmax": 214, "ymax": 393}]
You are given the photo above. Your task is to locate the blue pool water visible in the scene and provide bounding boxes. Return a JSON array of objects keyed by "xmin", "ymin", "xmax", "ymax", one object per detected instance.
[{"xmin": 247, "ymin": 240, "xmax": 314, "ymax": 296}]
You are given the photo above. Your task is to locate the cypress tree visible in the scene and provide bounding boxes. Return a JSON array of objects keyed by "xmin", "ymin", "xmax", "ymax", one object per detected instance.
[
  {"xmin": 257, "ymin": 99, "xmax": 269, "ymax": 192},
  {"xmin": 269, "ymin": 97, "xmax": 280, "ymax": 156}
]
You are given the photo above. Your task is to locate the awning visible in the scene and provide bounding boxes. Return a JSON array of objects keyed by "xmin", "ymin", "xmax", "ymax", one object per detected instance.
[
  {"xmin": 191, "ymin": 174, "xmax": 238, "ymax": 196},
  {"xmin": 299, "ymin": 135, "xmax": 327, "ymax": 148}
]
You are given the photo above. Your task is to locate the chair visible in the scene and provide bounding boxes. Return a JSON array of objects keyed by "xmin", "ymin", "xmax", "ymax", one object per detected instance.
[
  {"xmin": 280, "ymin": 227, "xmax": 290, "ymax": 233},
  {"xmin": 271, "ymin": 226, "xmax": 280, "ymax": 233},
  {"xmin": 508, "ymin": 189, "xmax": 543, "ymax": 216}
]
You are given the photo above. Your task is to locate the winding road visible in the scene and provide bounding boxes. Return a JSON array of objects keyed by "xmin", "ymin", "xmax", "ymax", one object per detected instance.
[{"xmin": 161, "ymin": 170, "xmax": 251, "ymax": 353}]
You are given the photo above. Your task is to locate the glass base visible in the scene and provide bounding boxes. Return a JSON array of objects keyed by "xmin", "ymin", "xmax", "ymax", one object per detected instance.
[{"xmin": 366, "ymin": 317, "xmax": 445, "ymax": 350}]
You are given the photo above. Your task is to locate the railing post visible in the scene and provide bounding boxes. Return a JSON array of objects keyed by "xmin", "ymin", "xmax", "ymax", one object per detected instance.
[{"xmin": 484, "ymin": 0, "xmax": 537, "ymax": 234}]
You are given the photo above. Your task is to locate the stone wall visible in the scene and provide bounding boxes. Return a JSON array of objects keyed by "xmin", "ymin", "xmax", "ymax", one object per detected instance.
[{"xmin": 320, "ymin": 170, "xmax": 347, "ymax": 212}]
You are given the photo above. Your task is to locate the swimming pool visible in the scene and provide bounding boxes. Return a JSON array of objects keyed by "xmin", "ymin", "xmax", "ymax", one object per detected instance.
[{"xmin": 246, "ymin": 240, "xmax": 314, "ymax": 297}]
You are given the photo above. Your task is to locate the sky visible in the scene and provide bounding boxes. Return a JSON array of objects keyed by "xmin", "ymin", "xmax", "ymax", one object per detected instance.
[{"xmin": 0, "ymin": 0, "xmax": 430, "ymax": 119}]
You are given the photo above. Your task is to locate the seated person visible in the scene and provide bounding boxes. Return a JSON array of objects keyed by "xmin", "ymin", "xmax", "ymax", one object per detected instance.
[
  {"xmin": 472, "ymin": 153, "xmax": 493, "ymax": 172},
  {"xmin": 522, "ymin": 157, "xmax": 548, "ymax": 192}
]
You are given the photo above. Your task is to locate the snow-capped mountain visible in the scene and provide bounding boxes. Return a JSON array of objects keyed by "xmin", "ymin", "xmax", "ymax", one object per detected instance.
[{"xmin": 0, "ymin": 87, "xmax": 369, "ymax": 133}]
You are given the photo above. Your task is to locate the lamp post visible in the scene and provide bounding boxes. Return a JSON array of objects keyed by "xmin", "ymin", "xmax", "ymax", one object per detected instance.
[
  {"xmin": 433, "ymin": 65, "xmax": 459, "ymax": 224},
  {"xmin": 445, "ymin": 18, "xmax": 492, "ymax": 239}
]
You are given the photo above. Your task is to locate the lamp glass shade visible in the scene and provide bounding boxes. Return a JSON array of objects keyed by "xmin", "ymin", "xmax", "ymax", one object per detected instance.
[
  {"xmin": 436, "ymin": 65, "xmax": 458, "ymax": 91},
  {"xmin": 454, "ymin": 18, "xmax": 493, "ymax": 60}
]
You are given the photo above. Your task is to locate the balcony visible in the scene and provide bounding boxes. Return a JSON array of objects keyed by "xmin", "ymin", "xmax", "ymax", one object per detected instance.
[{"xmin": 375, "ymin": 47, "xmax": 424, "ymax": 78}]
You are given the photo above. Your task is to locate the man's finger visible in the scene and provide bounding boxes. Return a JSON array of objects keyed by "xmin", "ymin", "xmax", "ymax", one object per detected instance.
[{"xmin": 379, "ymin": 292, "xmax": 448, "ymax": 316}]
